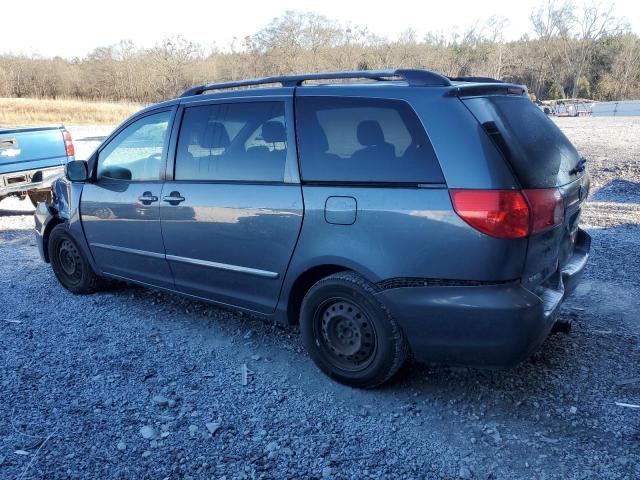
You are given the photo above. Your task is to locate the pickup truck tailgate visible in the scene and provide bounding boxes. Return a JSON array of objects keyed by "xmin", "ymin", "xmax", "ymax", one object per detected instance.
[{"xmin": 0, "ymin": 127, "xmax": 67, "ymax": 175}]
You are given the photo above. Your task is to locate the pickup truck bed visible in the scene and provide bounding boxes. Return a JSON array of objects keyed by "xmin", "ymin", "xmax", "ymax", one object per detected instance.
[{"xmin": 0, "ymin": 125, "xmax": 74, "ymax": 206}]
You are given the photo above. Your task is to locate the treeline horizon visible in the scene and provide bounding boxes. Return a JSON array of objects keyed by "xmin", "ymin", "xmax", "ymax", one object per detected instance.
[{"xmin": 1, "ymin": 2, "xmax": 639, "ymax": 103}]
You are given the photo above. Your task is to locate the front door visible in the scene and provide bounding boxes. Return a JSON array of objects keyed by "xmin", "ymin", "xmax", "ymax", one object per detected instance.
[
  {"xmin": 81, "ymin": 109, "xmax": 174, "ymax": 288},
  {"xmin": 160, "ymin": 99, "xmax": 303, "ymax": 313}
]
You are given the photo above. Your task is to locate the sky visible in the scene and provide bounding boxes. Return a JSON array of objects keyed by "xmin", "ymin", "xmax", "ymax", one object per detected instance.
[{"xmin": 2, "ymin": 0, "xmax": 639, "ymax": 58}]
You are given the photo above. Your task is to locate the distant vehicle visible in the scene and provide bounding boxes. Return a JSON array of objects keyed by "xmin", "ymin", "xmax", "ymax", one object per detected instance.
[
  {"xmin": 34, "ymin": 69, "xmax": 591, "ymax": 388},
  {"xmin": 537, "ymin": 99, "xmax": 594, "ymax": 117},
  {"xmin": 0, "ymin": 125, "xmax": 75, "ymax": 206}
]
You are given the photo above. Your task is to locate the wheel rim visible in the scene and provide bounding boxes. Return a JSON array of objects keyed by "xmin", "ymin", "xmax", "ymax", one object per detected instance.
[
  {"xmin": 57, "ymin": 239, "xmax": 83, "ymax": 283},
  {"xmin": 314, "ymin": 298, "xmax": 377, "ymax": 372}
]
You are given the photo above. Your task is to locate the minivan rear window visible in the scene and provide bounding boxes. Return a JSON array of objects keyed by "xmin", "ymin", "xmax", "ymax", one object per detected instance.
[
  {"xmin": 462, "ymin": 96, "xmax": 584, "ymax": 188},
  {"xmin": 296, "ymin": 97, "xmax": 444, "ymax": 184}
]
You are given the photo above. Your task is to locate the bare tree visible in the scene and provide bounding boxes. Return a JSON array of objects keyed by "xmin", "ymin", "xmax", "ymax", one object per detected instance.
[
  {"xmin": 486, "ymin": 16, "xmax": 510, "ymax": 79},
  {"xmin": 0, "ymin": 4, "xmax": 638, "ymax": 103},
  {"xmin": 150, "ymin": 36, "xmax": 202, "ymax": 99},
  {"xmin": 570, "ymin": 2, "xmax": 626, "ymax": 97},
  {"xmin": 531, "ymin": 0, "xmax": 575, "ymax": 98}
]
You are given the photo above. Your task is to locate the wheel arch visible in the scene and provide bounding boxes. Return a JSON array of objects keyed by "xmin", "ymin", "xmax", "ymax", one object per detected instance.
[
  {"xmin": 283, "ymin": 261, "xmax": 379, "ymax": 326},
  {"xmin": 42, "ymin": 217, "xmax": 66, "ymax": 263}
]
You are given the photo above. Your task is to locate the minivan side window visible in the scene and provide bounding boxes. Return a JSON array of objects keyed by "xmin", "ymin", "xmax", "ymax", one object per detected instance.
[
  {"xmin": 97, "ymin": 111, "xmax": 171, "ymax": 181},
  {"xmin": 175, "ymin": 102, "xmax": 287, "ymax": 182},
  {"xmin": 296, "ymin": 97, "xmax": 444, "ymax": 183}
]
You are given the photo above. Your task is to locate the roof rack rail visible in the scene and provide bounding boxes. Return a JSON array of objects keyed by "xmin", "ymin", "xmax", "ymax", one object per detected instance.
[
  {"xmin": 448, "ymin": 76, "xmax": 504, "ymax": 83},
  {"xmin": 180, "ymin": 69, "xmax": 452, "ymax": 97}
]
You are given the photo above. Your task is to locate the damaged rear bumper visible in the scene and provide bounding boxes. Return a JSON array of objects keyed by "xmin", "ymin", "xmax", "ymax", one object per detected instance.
[
  {"xmin": 0, "ymin": 165, "xmax": 65, "ymax": 197},
  {"xmin": 375, "ymin": 229, "xmax": 591, "ymax": 367}
]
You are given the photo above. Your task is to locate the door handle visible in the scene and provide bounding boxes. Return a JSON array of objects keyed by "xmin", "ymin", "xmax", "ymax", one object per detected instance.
[
  {"xmin": 0, "ymin": 137, "xmax": 20, "ymax": 157},
  {"xmin": 162, "ymin": 191, "xmax": 185, "ymax": 205},
  {"xmin": 0, "ymin": 137, "xmax": 17, "ymax": 148},
  {"xmin": 138, "ymin": 192, "xmax": 158, "ymax": 205}
]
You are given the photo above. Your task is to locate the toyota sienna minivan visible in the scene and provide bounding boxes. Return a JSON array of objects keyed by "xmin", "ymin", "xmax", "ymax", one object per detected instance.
[{"xmin": 35, "ymin": 69, "xmax": 590, "ymax": 388}]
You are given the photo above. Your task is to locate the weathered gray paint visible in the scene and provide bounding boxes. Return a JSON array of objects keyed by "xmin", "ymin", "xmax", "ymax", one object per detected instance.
[
  {"xmin": 81, "ymin": 180, "xmax": 174, "ymax": 288},
  {"xmin": 34, "ymin": 74, "xmax": 591, "ymax": 367}
]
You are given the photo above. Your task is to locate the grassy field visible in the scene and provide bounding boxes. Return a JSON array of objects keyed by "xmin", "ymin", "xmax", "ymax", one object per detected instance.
[{"xmin": 0, "ymin": 97, "xmax": 143, "ymax": 127}]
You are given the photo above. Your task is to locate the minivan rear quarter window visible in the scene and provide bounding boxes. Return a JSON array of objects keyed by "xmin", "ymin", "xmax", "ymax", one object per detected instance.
[{"xmin": 296, "ymin": 97, "xmax": 444, "ymax": 184}]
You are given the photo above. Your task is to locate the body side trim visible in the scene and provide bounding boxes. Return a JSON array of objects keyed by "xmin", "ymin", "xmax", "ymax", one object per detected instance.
[
  {"xmin": 89, "ymin": 242, "xmax": 279, "ymax": 279},
  {"xmin": 165, "ymin": 254, "xmax": 279, "ymax": 279},
  {"xmin": 90, "ymin": 242, "xmax": 165, "ymax": 259}
]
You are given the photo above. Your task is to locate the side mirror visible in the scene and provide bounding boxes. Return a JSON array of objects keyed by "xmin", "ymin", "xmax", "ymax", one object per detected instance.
[{"xmin": 65, "ymin": 160, "xmax": 88, "ymax": 182}]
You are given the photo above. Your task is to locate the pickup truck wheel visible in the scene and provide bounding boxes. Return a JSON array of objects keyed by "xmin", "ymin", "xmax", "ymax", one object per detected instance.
[
  {"xmin": 48, "ymin": 224, "xmax": 100, "ymax": 294},
  {"xmin": 29, "ymin": 191, "xmax": 52, "ymax": 208},
  {"xmin": 300, "ymin": 271, "xmax": 408, "ymax": 388}
]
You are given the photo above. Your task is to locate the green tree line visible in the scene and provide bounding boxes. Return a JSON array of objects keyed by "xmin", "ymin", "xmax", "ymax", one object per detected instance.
[{"xmin": 1, "ymin": 2, "xmax": 638, "ymax": 103}]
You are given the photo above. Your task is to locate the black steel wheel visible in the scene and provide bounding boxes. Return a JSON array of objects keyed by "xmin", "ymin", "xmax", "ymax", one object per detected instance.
[
  {"xmin": 300, "ymin": 271, "xmax": 408, "ymax": 388},
  {"xmin": 48, "ymin": 224, "xmax": 101, "ymax": 294},
  {"xmin": 315, "ymin": 298, "xmax": 378, "ymax": 372},
  {"xmin": 57, "ymin": 238, "xmax": 83, "ymax": 284}
]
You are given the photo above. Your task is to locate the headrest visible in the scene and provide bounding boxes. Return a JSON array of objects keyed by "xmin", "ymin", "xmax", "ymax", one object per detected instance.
[
  {"xmin": 262, "ymin": 121, "xmax": 287, "ymax": 143},
  {"xmin": 357, "ymin": 120, "xmax": 386, "ymax": 146},
  {"xmin": 200, "ymin": 122, "xmax": 230, "ymax": 149}
]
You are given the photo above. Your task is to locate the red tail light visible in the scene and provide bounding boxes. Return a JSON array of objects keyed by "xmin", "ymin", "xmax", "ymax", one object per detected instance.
[
  {"xmin": 524, "ymin": 188, "xmax": 564, "ymax": 234},
  {"xmin": 450, "ymin": 188, "xmax": 564, "ymax": 239},
  {"xmin": 62, "ymin": 130, "xmax": 75, "ymax": 157},
  {"xmin": 450, "ymin": 190, "xmax": 530, "ymax": 239}
]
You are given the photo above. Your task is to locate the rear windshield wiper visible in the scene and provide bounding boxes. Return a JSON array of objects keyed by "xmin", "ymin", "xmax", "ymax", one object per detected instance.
[{"xmin": 569, "ymin": 157, "xmax": 587, "ymax": 175}]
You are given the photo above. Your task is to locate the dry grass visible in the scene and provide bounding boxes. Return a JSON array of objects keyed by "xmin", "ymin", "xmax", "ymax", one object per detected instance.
[{"xmin": 0, "ymin": 98, "xmax": 143, "ymax": 127}]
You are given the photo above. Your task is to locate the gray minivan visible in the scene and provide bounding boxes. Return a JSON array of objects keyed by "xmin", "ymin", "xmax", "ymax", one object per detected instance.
[{"xmin": 35, "ymin": 70, "xmax": 590, "ymax": 388}]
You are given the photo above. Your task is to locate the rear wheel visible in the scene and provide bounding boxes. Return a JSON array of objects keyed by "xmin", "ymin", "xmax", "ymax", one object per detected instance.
[
  {"xmin": 48, "ymin": 224, "xmax": 101, "ymax": 294},
  {"xmin": 300, "ymin": 271, "xmax": 408, "ymax": 388}
]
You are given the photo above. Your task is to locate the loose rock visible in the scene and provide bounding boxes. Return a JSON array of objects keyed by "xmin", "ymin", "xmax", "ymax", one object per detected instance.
[{"xmin": 139, "ymin": 426, "xmax": 156, "ymax": 440}]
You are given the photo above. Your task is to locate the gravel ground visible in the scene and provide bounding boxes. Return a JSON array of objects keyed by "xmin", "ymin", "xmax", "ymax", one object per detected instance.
[{"xmin": 0, "ymin": 118, "xmax": 639, "ymax": 479}]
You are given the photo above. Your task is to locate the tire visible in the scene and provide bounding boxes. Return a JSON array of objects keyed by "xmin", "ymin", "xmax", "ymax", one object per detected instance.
[
  {"xmin": 300, "ymin": 271, "xmax": 408, "ymax": 388},
  {"xmin": 48, "ymin": 224, "xmax": 101, "ymax": 294},
  {"xmin": 28, "ymin": 190, "xmax": 52, "ymax": 208}
]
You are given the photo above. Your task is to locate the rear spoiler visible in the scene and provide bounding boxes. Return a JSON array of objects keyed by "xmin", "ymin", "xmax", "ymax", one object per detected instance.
[{"xmin": 449, "ymin": 83, "xmax": 528, "ymax": 98}]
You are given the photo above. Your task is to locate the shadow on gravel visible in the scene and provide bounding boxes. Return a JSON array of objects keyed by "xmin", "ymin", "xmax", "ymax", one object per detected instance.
[
  {"xmin": 591, "ymin": 178, "xmax": 640, "ymax": 203},
  {"xmin": 387, "ymin": 328, "xmax": 572, "ymax": 390},
  {"xmin": 0, "ymin": 208, "xmax": 34, "ymax": 217},
  {"xmin": 108, "ymin": 279, "xmax": 619, "ymax": 402}
]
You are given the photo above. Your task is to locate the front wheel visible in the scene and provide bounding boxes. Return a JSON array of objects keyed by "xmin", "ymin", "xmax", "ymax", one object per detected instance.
[
  {"xmin": 300, "ymin": 271, "xmax": 408, "ymax": 388},
  {"xmin": 48, "ymin": 224, "xmax": 101, "ymax": 294}
]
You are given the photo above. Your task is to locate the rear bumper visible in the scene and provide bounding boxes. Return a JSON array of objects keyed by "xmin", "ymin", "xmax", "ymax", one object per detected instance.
[
  {"xmin": 375, "ymin": 229, "xmax": 591, "ymax": 367},
  {"xmin": 0, "ymin": 165, "xmax": 65, "ymax": 197}
]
